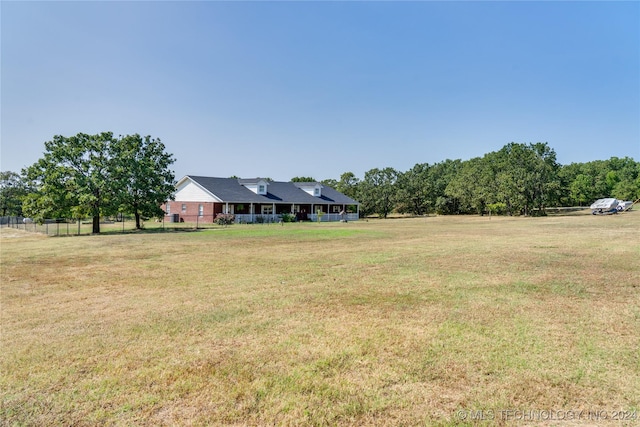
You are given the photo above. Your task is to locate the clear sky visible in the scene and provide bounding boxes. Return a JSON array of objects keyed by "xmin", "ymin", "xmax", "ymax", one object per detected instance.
[{"xmin": 2, "ymin": 1, "xmax": 639, "ymax": 182}]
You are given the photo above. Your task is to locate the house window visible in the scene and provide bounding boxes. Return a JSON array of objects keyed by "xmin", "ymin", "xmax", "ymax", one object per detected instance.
[
  {"xmin": 166, "ymin": 204, "xmax": 170, "ymax": 215},
  {"xmin": 182, "ymin": 204, "xmax": 187, "ymax": 213},
  {"xmin": 259, "ymin": 184, "xmax": 265, "ymax": 193},
  {"xmin": 333, "ymin": 206, "xmax": 341, "ymax": 213},
  {"xmin": 314, "ymin": 188, "xmax": 320, "ymax": 196},
  {"xmin": 261, "ymin": 205, "xmax": 273, "ymax": 215},
  {"xmin": 198, "ymin": 204, "xmax": 203, "ymax": 216}
]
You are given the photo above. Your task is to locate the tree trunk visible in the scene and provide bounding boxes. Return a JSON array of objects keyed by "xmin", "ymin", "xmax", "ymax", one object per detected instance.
[
  {"xmin": 135, "ymin": 212, "xmax": 141, "ymax": 229},
  {"xmin": 92, "ymin": 215, "xmax": 100, "ymax": 234}
]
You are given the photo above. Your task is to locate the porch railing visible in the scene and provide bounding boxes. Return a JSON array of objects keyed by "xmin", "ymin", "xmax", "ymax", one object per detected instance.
[{"xmin": 233, "ymin": 213, "xmax": 358, "ymax": 223}]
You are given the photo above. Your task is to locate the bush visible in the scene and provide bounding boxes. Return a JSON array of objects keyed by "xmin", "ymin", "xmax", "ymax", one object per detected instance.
[
  {"xmin": 215, "ymin": 213, "xmax": 235, "ymax": 225},
  {"xmin": 280, "ymin": 213, "xmax": 296, "ymax": 223}
]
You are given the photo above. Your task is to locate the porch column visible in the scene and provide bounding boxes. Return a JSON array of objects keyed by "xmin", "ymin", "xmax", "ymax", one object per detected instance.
[
  {"xmin": 225, "ymin": 202, "xmax": 229, "ymax": 214},
  {"xmin": 272, "ymin": 203, "xmax": 276, "ymax": 221},
  {"xmin": 251, "ymin": 203, "xmax": 254, "ymax": 223}
]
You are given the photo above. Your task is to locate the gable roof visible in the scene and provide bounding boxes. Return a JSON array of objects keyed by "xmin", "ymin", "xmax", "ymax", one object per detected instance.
[{"xmin": 180, "ymin": 176, "xmax": 359, "ymax": 205}]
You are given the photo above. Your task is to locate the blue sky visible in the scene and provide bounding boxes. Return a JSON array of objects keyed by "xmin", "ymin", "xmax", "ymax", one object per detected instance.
[{"xmin": 2, "ymin": 1, "xmax": 639, "ymax": 182}]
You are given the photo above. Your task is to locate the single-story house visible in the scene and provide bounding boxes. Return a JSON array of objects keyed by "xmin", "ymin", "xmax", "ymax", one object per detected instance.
[{"xmin": 162, "ymin": 176, "xmax": 360, "ymax": 223}]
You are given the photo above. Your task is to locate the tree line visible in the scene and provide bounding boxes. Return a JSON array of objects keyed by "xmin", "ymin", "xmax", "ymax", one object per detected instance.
[
  {"xmin": 2, "ymin": 138, "xmax": 638, "ymax": 228},
  {"xmin": 319, "ymin": 142, "xmax": 639, "ymax": 218}
]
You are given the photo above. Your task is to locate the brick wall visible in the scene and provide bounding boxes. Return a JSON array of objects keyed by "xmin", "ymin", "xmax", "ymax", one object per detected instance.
[{"xmin": 162, "ymin": 201, "xmax": 218, "ymax": 223}]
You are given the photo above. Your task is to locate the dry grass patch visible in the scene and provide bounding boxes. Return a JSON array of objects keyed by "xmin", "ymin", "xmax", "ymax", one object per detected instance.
[{"xmin": 1, "ymin": 214, "xmax": 639, "ymax": 425}]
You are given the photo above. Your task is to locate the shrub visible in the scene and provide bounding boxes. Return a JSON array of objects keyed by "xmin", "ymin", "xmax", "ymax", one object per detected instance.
[
  {"xmin": 280, "ymin": 213, "xmax": 296, "ymax": 223},
  {"xmin": 215, "ymin": 213, "xmax": 235, "ymax": 226}
]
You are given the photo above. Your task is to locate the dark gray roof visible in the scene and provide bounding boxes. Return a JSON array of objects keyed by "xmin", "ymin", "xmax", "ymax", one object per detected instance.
[{"xmin": 187, "ymin": 176, "xmax": 359, "ymax": 205}]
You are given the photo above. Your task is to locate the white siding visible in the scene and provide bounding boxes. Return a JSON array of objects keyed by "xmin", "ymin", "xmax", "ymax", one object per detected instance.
[
  {"xmin": 297, "ymin": 183, "xmax": 322, "ymax": 197},
  {"xmin": 241, "ymin": 180, "xmax": 268, "ymax": 195},
  {"xmin": 175, "ymin": 180, "xmax": 220, "ymax": 202}
]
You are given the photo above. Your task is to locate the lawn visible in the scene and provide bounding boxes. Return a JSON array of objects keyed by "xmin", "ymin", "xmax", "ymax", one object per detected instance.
[{"xmin": 1, "ymin": 213, "xmax": 639, "ymax": 426}]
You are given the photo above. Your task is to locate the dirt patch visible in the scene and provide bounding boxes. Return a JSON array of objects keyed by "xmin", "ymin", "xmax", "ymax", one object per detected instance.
[{"xmin": 0, "ymin": 228, "xmax": 46, "ymax": 240}]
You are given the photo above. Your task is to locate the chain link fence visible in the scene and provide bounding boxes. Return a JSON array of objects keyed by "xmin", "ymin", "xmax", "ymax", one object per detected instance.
[
  {"xmin": 0, "ymin": 212, "xmax": 331, "ymax": 236},
  {"xmin": 0, "ymin": 215, "xmax": 237, "ymax": 236}
]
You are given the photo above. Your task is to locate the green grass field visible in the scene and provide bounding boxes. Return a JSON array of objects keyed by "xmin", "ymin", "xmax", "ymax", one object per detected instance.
[{"xmin": 1, "ymin": 212, "xmax": 639, "ymax": 426}]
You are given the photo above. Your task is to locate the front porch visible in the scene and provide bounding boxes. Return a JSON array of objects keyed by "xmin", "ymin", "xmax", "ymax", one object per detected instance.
[
  {"xmin": 222, "ymin": 201, "xmax": 359, "ymax": 223},
  {"xmin": 233, "ymin": 212, "xmax": 359, "ymax": 223}
]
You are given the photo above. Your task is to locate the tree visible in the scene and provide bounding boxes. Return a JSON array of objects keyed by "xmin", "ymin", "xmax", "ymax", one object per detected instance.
[
  {"xmin": 446, "ymin": 157, "xmax": 497, "ymax": 215},
  {"xmin": 430, "ymin": 159, "xmax": 462, "ymax": 214},
  {"xmin": 359, "ymin": 167, "xmax": 398, "ymax": 218},
  {"xmin": 335, "ymin": 172, "xmax": 360, "ymax": 201},
  {"xmin": 23, "ymin": 132, "xmax": 175, "ymax": 233},
  {"xmin": 609, "ymin": 157, "xmax": 640, "ymax": 201},
  {"xmin": 569, "ymin": 174, "xmax": 593, "ymax": 206},
  {"xmin": 0, "ymin": 171, "xmax": 30, "ymax": 216},
  {"xmin": 110, "ymin": 134, "xmax": 175, "ymax": 229},
  {"xmin": 560, "ymin": 157, "xmax": 640, "ymax": 205},
  {"xmin": 493, "ymin": 142, "xmax": 560, "ymax": 215},
  {"xmin": 23, "ymin": 132, "xmax": 117, "ymax": 233},
  {"xmin": 291, "ymin": 176, "xmax": 316, "ymax": 182},
  {"xmin": 396, "ymin": 163, "xmax": 433, "ymax": 215}
]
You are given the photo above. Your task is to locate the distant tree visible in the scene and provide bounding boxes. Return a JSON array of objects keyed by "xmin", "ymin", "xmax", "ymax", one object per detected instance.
[
  {"xmin": 494, "ymin": 142, "xmax": 560, "ymax": 215},
  {"xmin": 569, "ymin": 174, "xmax": 593, "ymax": 206},
  {"xmin": 359, "ymin": 167, "xmax": 398, "ymax": 218},
  {"xmin": 291, "ymin": 176, "xmax": 316, "ymax": 182},
  {"xmin": 335, "ymin": 172, "xmax": 360, "ymax": 201},
  {"xmin": 446, "ymin": 157, "xmax": 497, "ymax": 215},
  {"xmin": 0, "ymin": 171, "xmax": 30, "ymax": 216},
  {"xmin": 430, "ymin": 159, "xmax": 462, "ymax": 214},
  {"xmin": 110, "ymin": 134, "xmax": 175, "ymax": 229},
  {"xmin": 396, "ymin": 163, "xmax": 433, "ymax": 215},
  {"xmin": 23, "ymin": 132, "xmax": 117, "ymax": 232},
  {"xmin": 609, "ymin": 157, "xmax": 640, "ymax": 201},
  {"xmin": 560, "ymin": 157, "xmax": 639, "ymax": 205}
]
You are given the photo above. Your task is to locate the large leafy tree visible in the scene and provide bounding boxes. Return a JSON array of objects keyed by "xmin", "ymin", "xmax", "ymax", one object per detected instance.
[
  {"xmin": 396, "ymin": 163, "xmax": 433, "ymax": 216},
  {"xmin": 110, "ymin": 134, "xmax": 175, "ymax": 229},
  {"xmin": 359, "ymin": 167, "xmax": 398, "ymax": 218},
  {"xmin": 446, "ymin": 156, "xmax": 497, "ymax": 215},
  {"xmin": 430, "ymin": 159, "xmax": 462, "ymax": 215},
  {"xmin": 494, "ymin": 142, "xmax": 560, "ymax": 215},
  {"xmin": 23, "ymin": 132, "xmax": 116, "ymax": 233},
  {"xmin": 335, "ymin": 171, "xmax": 360, "ymax": 201},
  {"xmin": 0, "ymin": 171, "xmax": 30, "ymax": 216},
  {"xmin": 23, "ymin": 132, "xmax": 175, "ymax": 233}
]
